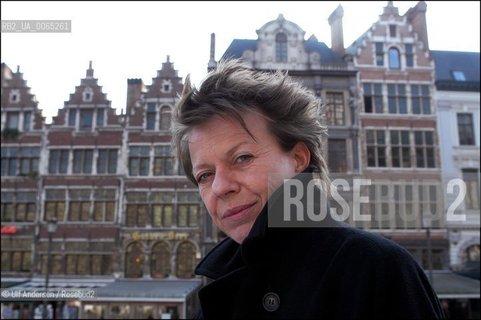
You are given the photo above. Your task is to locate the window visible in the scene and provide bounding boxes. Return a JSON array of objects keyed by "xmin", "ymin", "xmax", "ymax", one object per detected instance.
[
  {"xmin": 375, "ymin": 42, "xmax": 384, "ymax": 66},
  {"xmin": 177, "ymin": 192, "xmax": 200, "ymax": 227},
  {"xmin": 366, "ymin": 130, "xmax": 386, "ymax": 167},
  {"xmin": 325, "ymin": 92, "xmax": 345, "ymax": 125},
  {"xmin": 93, "ymin": 189, "xmax": 116, "ymax": 222},
  {"xmin": 23, "ymin": 111, "xmax": 32, "ymax": 132},
  {"xmin": 405, "ymin": 44, "xmax": 414, "ymax": 67},
  {"xmin": 387, "ymin": 84, "xmax": 407, "ymax": 114},
  {"xmin": 452, "ymin": 71, "xmax": 466, "ymax": 81},
  {"xmin": 369, "ymin": 184, "xmax": 391, "ymax": 229},
  {"xmin": 1, "ymin": 146, "xmax": 39, "ymax": 177},
  {"xmin": 68, "ymin": 109, "xmax": 77, "ymax": 126},
  {"xmin": 419, "ymin": 184, "xmax": 441, "ymax": 228},
  {"xmin": 275, "ymin": 33, "xmax": 288, "ymax": 62},
  {"xmin": 151, "ymin": 192, "xmax": 174, "ymax": 227},
  {"xmin": 82, "ymin": 87, "xmax": 93, "ymax": 102},
  {"xmin": 65, "ymin": 255, "xmax": 89, "ymax": 275},
  {"xmin": 1, "ymin": 147, "xmax": 17, "ymax": 176},
  {"xmin": 6, "ymin": 112, "xmax": 19, "ymax": 129},
  {"xmin": 146, "ymin": 103, "xmax": 156, "ymax": 130},
  {"xmin": 73, "ymin": 149, "xmax": 94, "ymax": 174},
  {"xmin": 390, "ymin": 130, "xmax": 410, "ymax": 167},
  {"xmin": 389, "ymin": 25, "xmax": 397, "ymax": 37},
  {"xmin": 97, "ymin": 149, "xmax": 118, "ymax": 174},
  {"xmin": 388, "ymin": 47, "xmax": 400, "ymax": 69},
  {"xmin": 393, "ymin": 184, "xmax": 417, "ymax": 229},
  {"xmin": 126, "ymin": 192, "xmax": 148, "ymax": 227},
  {"xmin": 462, "ymin": 169, "xmax": 480, "ymax": 210},
  {"xmin": 45, "ymin": 189, "xmax": 66, "ymax": 221},
  {"xmin": 151, "ymin": 242, "xmax": 171, "ymax": 278},
  {"xmin": 463, "ymin": 245, "xmax": 480, "ymax": 264},
  {"xmin": 363, "ymin": 83, "xmax": 383, "ymax": 113},
  {"xmin": 68, "ymin": 189, "xmax": 91, "ymax": 222},
  {"xmin": 411, "ymin": 85, "xmax": 431, "ymax": 114},
  {"xmin": 1, "ymin": 192, "xmax": 36, "ymax": 222},
  {"xmin": 125, "ymin": 242, "xmax": 144, "ymax": 278},
  {"xmin": 1, "ymin": 238, "xmax": 31, "ymax": 272},
  {"xmin": 48, "ymin": 149, "xmax": 69, "ymax": 174},
  {"xmin": 159, "ymin": 106, "xmax": 171, "ymax": 130},
  {"xmin": 9, "ymin": 90, "xmax": 20, "ymax": 103},
  {"xmin": 414, "ymin": 131, "xmax": 435, "ymax": 168},
  {"xmin": 91, "ymin": 255, "xmax": 113, "ymax": 275},
  {"xmin": 153, "ymin": 146, "xmax": 174, "ymax": 176},
  {"xmin": 96, "ymin": 108, "xmax": 105, "ymax": 127},
  {"xmin": 80, "ymin": 109, "xmax": 93, "ymax": 130},
  {"xmin": 457, "ymin": 113, "xmax": 475, "ymax": 146},
  {"xmin": 328, "ymin": 139, "xmax": 347, "ymax": 173},
  {"xmin": 161, "ymin": 80, "xmax": 172, "ymax": 93},
  {"xmin": 176, "ymin": 241, "xmax": 196, "ymax": 279},
  {"xmin": 129, "ymin": 146, "xmax": 150, "ymax": 176}
]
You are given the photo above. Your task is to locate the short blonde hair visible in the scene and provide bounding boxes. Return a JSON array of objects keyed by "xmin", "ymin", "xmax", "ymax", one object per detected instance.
[{"xmin": 172, "ymin": 59, "xmax": 329, "ymax": 188}]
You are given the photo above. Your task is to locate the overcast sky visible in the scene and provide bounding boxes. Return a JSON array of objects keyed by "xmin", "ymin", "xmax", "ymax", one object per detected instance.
[{"xmin": 2, "ymin": 1, "xmax": 480, "ymax": 123}]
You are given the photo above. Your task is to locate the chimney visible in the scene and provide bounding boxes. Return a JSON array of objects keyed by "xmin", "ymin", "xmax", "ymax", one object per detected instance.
[
  {"xmin": 208, "ymin": 33, "xmax": 217, "ymax": 72},
  {"xmin": 328, "ymin": 5, "xmax": 345, "ymax": 57},
  {"xmin": 406, "ymin": 1, "xmax": 429, "ymax": 50},
  {"xmin": 126, "ymin": 78, "xmax": 145, "ymax": 115}
]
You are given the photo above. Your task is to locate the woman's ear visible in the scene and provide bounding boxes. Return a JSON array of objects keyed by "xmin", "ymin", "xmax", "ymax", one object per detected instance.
[{"xmin": 291, "ymin": 142, "xmax": 311, "ymax": 173}]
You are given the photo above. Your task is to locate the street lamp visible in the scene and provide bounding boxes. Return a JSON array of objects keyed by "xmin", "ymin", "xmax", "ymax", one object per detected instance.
[
  {"xmin": 422, "ymin": 212, "xmax": 434, "ymax": 285},
  {"xmin": 43, "ymin": 217, "xmax": 57, "ymax": 320}
]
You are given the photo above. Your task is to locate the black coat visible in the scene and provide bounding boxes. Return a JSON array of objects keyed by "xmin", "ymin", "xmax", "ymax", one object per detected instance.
[{"xmin": 195, "ymin": 175, "xmax": 445, "ymax": 319}]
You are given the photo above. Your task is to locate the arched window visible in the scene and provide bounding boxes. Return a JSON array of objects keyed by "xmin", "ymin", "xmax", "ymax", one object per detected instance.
[
  {"xmin": 159, "ymin": 106, "xmax": 171, "ymax": 130},
  {"xmin": 465, "ymin": 245, "xmax": 480, "ymax": 263},
  {"xmin": 388, "ymin": 47, "xmax": 400, "ymax": 69},
  {"xmin": 275, "ymin": 33, "xmax": 288, "ymax": 62},
  {"xmin": 151, "ymin": 241, "xmax": 171, "ymax": 278},
  {"xmin": 125, "ymin": 242, "xmax": 143, "ymax": 278},
  {"xmin": 176, "ymin": 241, "xmax": 196, "ymax": 279}
]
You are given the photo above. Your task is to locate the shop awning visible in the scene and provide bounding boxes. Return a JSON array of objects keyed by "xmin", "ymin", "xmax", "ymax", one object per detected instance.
[
  {"xmin": 86, "ymin": 279, "xmax": 202, "ymax": 302},
  {"xmin": 430, "ymin": 270, "xmax": 480, "ymax": 299}
]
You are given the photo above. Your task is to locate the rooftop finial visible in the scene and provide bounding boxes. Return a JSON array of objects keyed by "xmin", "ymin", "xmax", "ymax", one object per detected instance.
[
  {"xmin": 86, "ymin": 60, "xmax": 94, "ymax": 78},
  {"xmin": 167, "ymin": 55, "xmax": 170, "ymax": 63},
  {"xmin": 16, "ymin": 65, "xmax": 20, "ymax": 73}
]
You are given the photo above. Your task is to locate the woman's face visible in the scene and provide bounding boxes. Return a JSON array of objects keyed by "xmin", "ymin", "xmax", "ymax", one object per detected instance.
[{"xmin": 188, "ymin": 111, "xmax": 309, "ymax": 243}]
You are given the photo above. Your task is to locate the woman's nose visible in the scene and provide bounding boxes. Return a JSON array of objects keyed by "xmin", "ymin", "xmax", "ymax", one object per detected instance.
[{"xmin": 211, "ymin": 167, "xmax": 239, "ymax": 197}]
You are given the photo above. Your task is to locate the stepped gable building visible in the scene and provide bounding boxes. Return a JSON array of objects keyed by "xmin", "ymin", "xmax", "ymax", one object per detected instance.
[
  {"xmin": 432, "ymin": 50, "xmax": 480, "ymax": 273},
  {"xmin": 344, "ymin": 0, "xmax": 449, "ymax": 269},
  {"xmin": 40, "ymin": 61, "xmax": 122, "ymax": 284},
  {"xmin": 1, "ymin": 62, "xmax": 45, "ymax": 280},
  {"xmin": 211, "ymin": 12, "xmax": 361, "ymax": 219}
]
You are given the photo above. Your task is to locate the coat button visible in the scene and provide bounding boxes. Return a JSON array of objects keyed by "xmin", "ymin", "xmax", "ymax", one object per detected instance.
[{"xmin": 263, "ymin": 292, "xmax": 280, "ymax": 312}]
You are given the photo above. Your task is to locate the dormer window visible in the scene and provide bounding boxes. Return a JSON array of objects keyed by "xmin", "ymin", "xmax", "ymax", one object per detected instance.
[
  {"xmin": 275, "ymin": 33, "xmax": 288, "ymax": 62},
  {"xmin": 9, "ymin": 90, "xmax": 20, "ymax": 103},
  {"xmin": 161, "ymin": 80, "xmax": 172, "ymax": 93},
  {"xmin": 83, "ymin": 87, "xmax": 93, "ymax": 102},
  {"xmin": 452, "ymin": 71, "xmax": 466, "ymax": 81}
]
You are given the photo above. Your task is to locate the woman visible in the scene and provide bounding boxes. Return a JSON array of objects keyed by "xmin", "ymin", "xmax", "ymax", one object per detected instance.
[{"xmin": 172, "ymin": 59, "xmax": 445, "ymax": 319}]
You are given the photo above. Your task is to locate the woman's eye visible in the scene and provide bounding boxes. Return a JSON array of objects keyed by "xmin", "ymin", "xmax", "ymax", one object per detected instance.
[
  {"xmin": 236, "ymin": 154, "xmax": 252, "ymax": 163},
  {"xmin": 197, "ymin": 172, "xmax": 212, "ymax": 184}
]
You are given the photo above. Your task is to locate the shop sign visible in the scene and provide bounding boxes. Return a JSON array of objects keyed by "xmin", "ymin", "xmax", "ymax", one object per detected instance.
[
  {"xmin": 1, "ymin": 226, "xmax": 17, "ymax": 234},
  {"xmin": 130, "ymin": 231, "xmax": 188, "ymax": 241}
]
